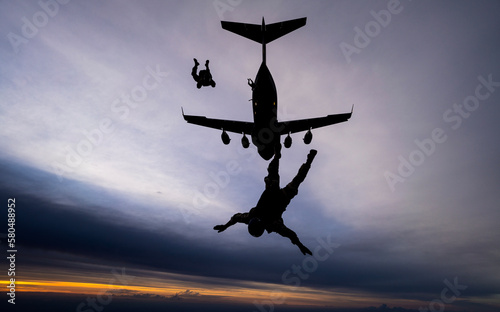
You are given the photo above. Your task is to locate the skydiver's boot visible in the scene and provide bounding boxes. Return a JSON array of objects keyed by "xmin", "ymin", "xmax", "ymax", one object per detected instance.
[{"xmin": 306, "ymin": 149, "xmax": 317, "ymax": 166}]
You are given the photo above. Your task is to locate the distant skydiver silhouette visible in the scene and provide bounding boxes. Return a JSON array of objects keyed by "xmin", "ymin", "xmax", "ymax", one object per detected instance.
[
  {"xmin": 214, "ymin": 144, "xmax": 316, "ymax": 255},
  {"xmin": 191, "ymin": 58, "xmax": 216, "ymax": 88}
]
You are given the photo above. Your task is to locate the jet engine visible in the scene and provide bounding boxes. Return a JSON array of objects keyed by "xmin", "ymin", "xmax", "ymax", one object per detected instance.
[
  {"xmin": 221, "ymin": 130, "xmax": 230, "ymax": 145},
  {"xmin": 284, "ymin": 133, "xmax": 292, "ymax": 148},
  {"xmin": 241, "ymin": 134, "xmax": 250, "ymax": 148},
  {"xmin": 303, "ymin": 129, "xmax": 312, "ymax": 144}
]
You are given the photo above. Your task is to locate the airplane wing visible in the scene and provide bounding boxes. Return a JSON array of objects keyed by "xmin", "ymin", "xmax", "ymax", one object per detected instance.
[
  {"xmin": 277, "ymin": 106, "xmax": 353, "ymax": 135},
  {"xmin": 182, "ymin": 108, "xmax": 253, "ymax": 134}
]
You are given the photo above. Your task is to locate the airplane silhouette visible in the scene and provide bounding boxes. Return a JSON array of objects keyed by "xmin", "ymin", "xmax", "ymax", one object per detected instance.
[{"xmin": 183, "ymin": 17, "xmax": 353, "ymax": 160}]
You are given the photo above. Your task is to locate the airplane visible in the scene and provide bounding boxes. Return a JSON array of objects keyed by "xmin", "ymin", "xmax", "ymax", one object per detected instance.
[{"xmin": 182, "ymin": 17, "xmax": 353, "ymax": 160}]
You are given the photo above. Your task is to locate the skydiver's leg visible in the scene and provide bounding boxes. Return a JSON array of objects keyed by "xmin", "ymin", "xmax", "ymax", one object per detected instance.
[
  {"xmin": 191, "ymin": 58, "xmax": 199, "ymax": 82},
  {"xmin": 264, "ymin": 144, "xmax": 281, "ymax": 189},
  {"xmin": 206, "ymin": 70, "xmax": 214, "ymax": 86},
  {"xmin": 204, "ymin": 60, "xmax": 216, "ymax": 87},
  {"xmin": 282, "ymin": 149, "xmax": 317, "ymax": 199}
]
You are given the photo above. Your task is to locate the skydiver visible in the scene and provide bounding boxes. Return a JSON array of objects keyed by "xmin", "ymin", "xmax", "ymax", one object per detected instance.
[
  {"xmin": 213, "ymin": 143, "xmax": 316, "ymax": 255},
  {"xmin": 247, "ymin": 78, "xmax": 255, "ymax": 90},
  {"xmin": 191, "ymin": 58, "xmax": 216, "ymax": 89}
]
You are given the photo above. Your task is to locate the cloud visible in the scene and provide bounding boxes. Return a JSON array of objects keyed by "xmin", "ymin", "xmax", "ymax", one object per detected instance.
[
  {"xmin": 2, "ymin": 143, "xmax": 499, "ymax": 308},
  {"xmin": 169, "ymin": 289, "xmax": 201, "ymax": 301}
]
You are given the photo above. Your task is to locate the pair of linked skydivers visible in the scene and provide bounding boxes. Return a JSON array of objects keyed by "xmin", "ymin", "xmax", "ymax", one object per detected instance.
[{"xmin": 191, "ymin": 59, "xmax": 316, "ymax": 255}]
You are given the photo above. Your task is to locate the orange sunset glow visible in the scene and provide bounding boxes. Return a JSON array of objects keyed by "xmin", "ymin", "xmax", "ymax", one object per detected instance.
[{"xmin": 3, "ymin": 267, "xmax": 429, "ymax": 310}]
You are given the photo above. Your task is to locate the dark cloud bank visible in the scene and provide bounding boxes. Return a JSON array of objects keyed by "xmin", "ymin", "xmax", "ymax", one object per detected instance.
[{"xmin": 1, "ymin": 160, "xmax": 497, "ymax": 312}]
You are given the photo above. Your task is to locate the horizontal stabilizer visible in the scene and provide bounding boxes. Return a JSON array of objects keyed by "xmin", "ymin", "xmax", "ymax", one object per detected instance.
[{"xmin": 221, "ymin": 17, "xmax": 306, "ymax": 44}]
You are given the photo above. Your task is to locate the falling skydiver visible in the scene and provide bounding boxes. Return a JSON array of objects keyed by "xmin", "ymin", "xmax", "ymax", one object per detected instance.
[
  {"xmin": 191, "ymin": 58, "xmax": 216, "ymax": 89},
  {"xmin": 213, "ymin": 143, "xmax": 316, "ymax": 255}
]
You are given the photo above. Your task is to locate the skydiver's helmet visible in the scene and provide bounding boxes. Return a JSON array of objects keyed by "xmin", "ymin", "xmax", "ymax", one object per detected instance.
[{"xmin": 248, "ymin": 218, "xmax": 265, "ymax": 237}]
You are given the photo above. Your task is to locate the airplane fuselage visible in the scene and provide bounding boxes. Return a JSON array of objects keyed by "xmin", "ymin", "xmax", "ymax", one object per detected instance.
[{"xmin": 251, "ymin": 62, "xmax": 280, "ymax": 160}]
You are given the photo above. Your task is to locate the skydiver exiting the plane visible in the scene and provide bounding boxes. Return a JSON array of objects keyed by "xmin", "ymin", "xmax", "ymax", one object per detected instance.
[
  {"xmin": 191, "ymin": 58, "xmax": 216, "ymax": 89},
  {"xmin": 247, "ymin": 78, "xmax": 255, "ymax": 90},
  {"xmin": 213, "ymin": 143, "xmax": 316, "ymax": 255}
]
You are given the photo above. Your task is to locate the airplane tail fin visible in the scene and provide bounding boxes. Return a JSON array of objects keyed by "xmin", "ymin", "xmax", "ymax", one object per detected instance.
[{"xmin": 221, "ymin": 17, "xmax": 306, "ymax": 44}]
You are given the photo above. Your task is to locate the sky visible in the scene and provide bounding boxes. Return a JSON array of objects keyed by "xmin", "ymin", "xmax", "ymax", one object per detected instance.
[{"xmin": 1, "ymin": 0, "xmax": 500, "ymax": 311}]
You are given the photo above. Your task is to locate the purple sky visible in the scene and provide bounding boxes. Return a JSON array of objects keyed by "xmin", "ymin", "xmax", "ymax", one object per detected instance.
[{"xmin": 1, "ymin": 1, "xmax": 500, "ymax": 311}]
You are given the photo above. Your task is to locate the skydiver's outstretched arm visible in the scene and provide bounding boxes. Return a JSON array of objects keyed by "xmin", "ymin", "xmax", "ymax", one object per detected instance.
[
  {"xmin": 274, "ymin": 224, "xmax": 312, "ymax": 255},
  {"xmin": 213, "ymin": 212, "xmax": 250, "ymax": 233}
]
